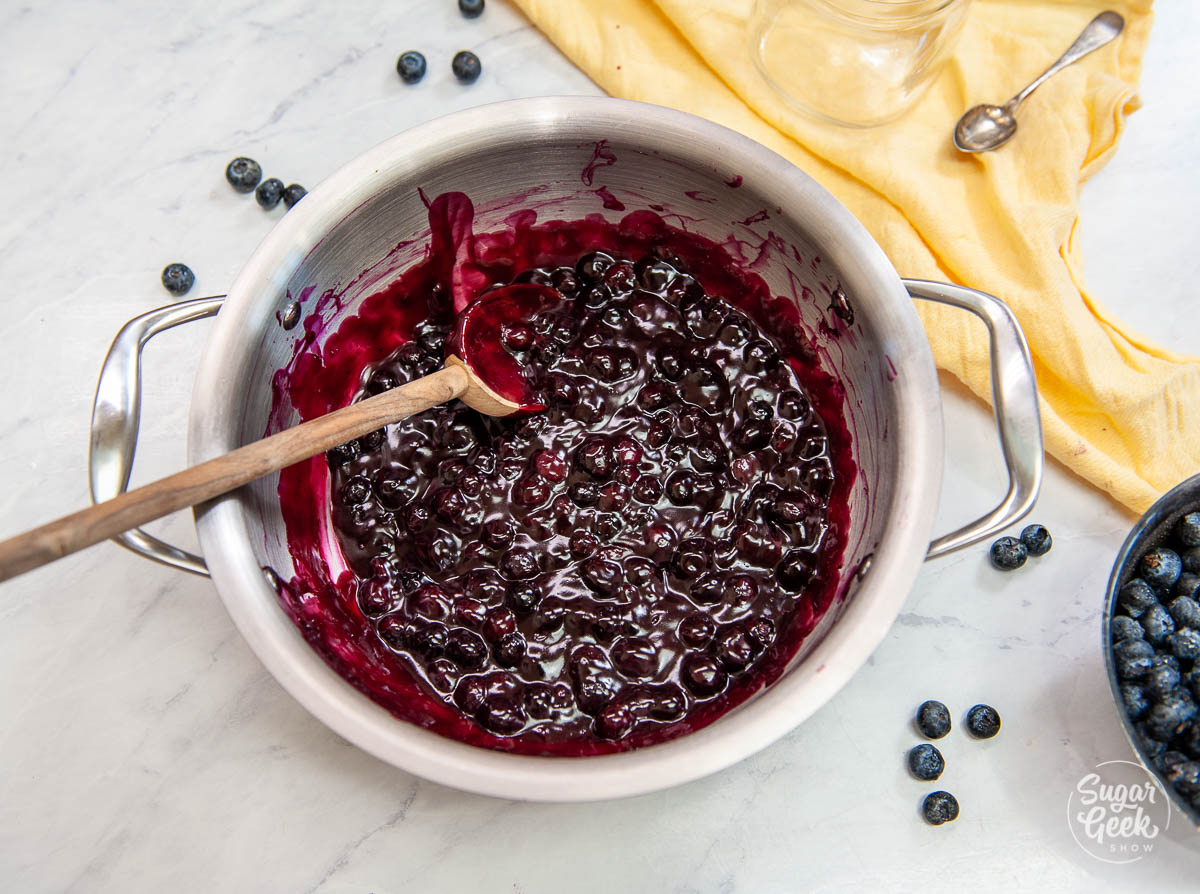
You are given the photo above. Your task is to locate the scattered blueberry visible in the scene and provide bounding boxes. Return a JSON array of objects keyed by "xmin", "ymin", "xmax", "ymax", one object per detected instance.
[
  {"xmin": 282, "ymin": 183, "xmax": 307, "ymax": 209},
  {"xmin": 1111, "ymin": 615, "xmax": 1144, "ymax": 642},
  {"xmin": 1117, "ymin": 577, "xmax": 1159, "ymax": 618},
  {"xmin": 916, "ymin": 700, "xmax": 951, "ymax": 739},
  {"xmin": 1169, "ymin": 596, "xmax": 1200, "ymax": 630},
  {"xmin": 965, "ymin": 703, "xmax": 1001, "ymax": 738},
  {"xmin": 161, "ymin": 262, "xmax": 195, "ymax": 295},
  {"xmin": 922, "ymin": 791, "xmax": 960, "ymax": 825},
  {"xmin": 1176, "ymin": 512, "xmax": 1200, "ymax": 548},
  {"xmin": 989, "ymin": 536, "xmax": 1027, "ymax": 570},
  {"xmin": 1140, "ymin": 603, "xmax": 1176, "ymax": 646},
  {"xmin": 1019, "ymin": 524, "xmax": 1052, "ymax": 557},
  {"xmin": 255, "ymin": 177, "xmax": 285, "ymax": 210},
  {"xmin": 452, "ymin": 50, "xmax": 482, "ymax": 83},
  {"xmin": 908, "ymin": 744, "xmax": 945, "ymax": 781},
  {"xmin": 225, "ymin": 156, "xmax": 262, "ymax": 193},
  {"xmin": 1141, "ymin": 547, "xmax": 1183, "ymax": 589},
  {"xmin": 458, "ymin": 0, "xmax": 485, "ymax": 17},
  {"xmin": 1168, "ymin": 628, "xmax": 1200, "ymax": 662},
  {"xmin": 396, "ymin": 50, "xmax": 427, "ymax": 84},
  {"xmin": 1113, "ymin": 637, "xmax": 1156, "ymax": 679}
]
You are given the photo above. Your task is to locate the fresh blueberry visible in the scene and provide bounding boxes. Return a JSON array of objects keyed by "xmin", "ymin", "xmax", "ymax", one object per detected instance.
[
  {"xmin": 1169, "ymin": 596, "xmax": 1200, "ymax": 630},
  {"xmin": 1117, "ymin": 578, "xmax": 1159, "ymax": 618},
  {"xmin": 255, "ymin": 177, "xmax": 285, "ymax": 209},
  {"xmin": 1134, "ymin": 722, "xmax": 1167, "ymax": 761},
  {"xmin": 160, "ymin": 262, "xmax": 194, "ymax": 295},
  {"xmin": 916, "ymin": 700, "xmax": 952, "ymax": 739},
  {"xmin": 1167, "ymin": 761, "xmax": 1200, "ymax": 797},
  {"xmin": 922, "ymin": 791, "xmax": 959, "ymax": 825},
  {"xmin": 1019, "ymin": 524, "xmax": 1052, "ymax": 557},
  {"xmin": 1121, "ymin": 682, "xmax": 1150, "ymax": 720},
  {"xmin": 1184, "ymin": 547, "xmax": 1200, "ymax": 575},
  {"xmin": 1144, "ymin": 689, "xmax": 1198, "ymax": 741},
  {"xmin": 225, "ymin": 156, "xmax": 262, "ymax": 192},
  {"xmin": 1168, "ymin": 628, "xmax": 1200, "ymax": 662},
  {"xmin": 451, "ymin": 50, "xmax": 482, "ymax": 84},
  {"xmin": 1141, "ymin": 547, "xmax": 1183, "ymax": 589},
  {"xmin": 1144, "ymin": 664, "xmax": 1182, "ymax": 702},
  {"xmin": 1113, "ymin": 638, "xmax": 1156, "ymax": 679},
  {"xmin": 1111, "ymin": 615, "xmax": 1144, "ymax": 642},
  {"xmin": 1174, "ymin": 573, "xmax": 1200, "ymax": 601},
  {"xmin": 965, "ymin": 703, "xmax": 1001, "ymax": 738},
  {"xmin": 458, "ymin": 0, "xmax": 485, "ymax": 17},
  {"xmin": 396, "ymin": 50, "xmax": 427, "ymax": 83},
  {"xmin": 1156, "ymin": 750, "xmax": 1189, "ymax": 773},
  {"xmin": 908, "ymin": 744, "xmax": 945, "ymax": 781},
  {"xmin": 282, "ymin": 183, "xmax": 307, "ymax": 209},
  {"xmin": 1140, "ymin": 603, "xmax": 1176, "ymax": 646},
  {"xmin": 989, "ymin": 536, "xmax": 1027, "ymax": 570},
  {"xmin": 1176, "ymin": 512, "xmax": 1200, "ymax": 548}
]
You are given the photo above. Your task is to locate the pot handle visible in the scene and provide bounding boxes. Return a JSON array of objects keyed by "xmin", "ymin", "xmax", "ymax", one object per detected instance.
[
  {"xmin": 88, "ymin": 295, "xmax": 225, "ymax": 576},
  {"xmin": 903, "ymin": 280, "xmax": 1043, "ymax": 559}
]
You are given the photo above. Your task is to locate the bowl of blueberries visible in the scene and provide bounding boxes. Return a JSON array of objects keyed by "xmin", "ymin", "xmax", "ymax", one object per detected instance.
[{"xmin": 1106, "ymin": 471, "xmax": 1200, "ymax": 825}]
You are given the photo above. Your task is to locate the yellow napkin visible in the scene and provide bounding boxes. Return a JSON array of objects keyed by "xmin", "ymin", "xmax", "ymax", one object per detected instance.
[{"xmin": 511, "ymin": 0, "xmax": 1194, "ymax": 514}]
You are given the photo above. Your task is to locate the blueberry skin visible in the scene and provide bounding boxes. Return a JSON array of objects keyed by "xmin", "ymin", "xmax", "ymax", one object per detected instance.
[
  {"xmin": 282, "ymin": 183, "xmax": 307, "ymax": 209},
  {"xmin": 1113, "ymin": 638, "xmax": 1156, "ymax": 679},
  {"xmin": 1141, "ymin": 547, "xmax": 1183, "ymax": 589},
  {"xmin": 458, "ymin": 0, "xmax": 485, "ymax": 17},
  {"xmin": 225, "ymin": 156, "xmax": 262, "ymax": 192},
  {"xmin": 396, "ymin": 50, "xmax": 427, "ymax": 84},
  {"xmin": 1121, "ymin": 682, "xmax": 1150, "ymax": 720},
  {"xmin": 1144, "ymin": 664, "xmax": 1182, "ymax": 702},
  {"xmin": 1111, "ymin": 615, "xmax": 1144, "ymax": 642},
  {"xmin": 1020, "ymin": 524, "xmax": 1052, "ymax": 557},
  {"xmin": 966, "ymin": 703, "xmax": 1001, "ymax": 738},
  {"xmin": 989, "ymin": 536, "xmax": 1027, "ymax": 570},
  {"xmin": 1140, "ymin": 603, "xmax": 1176, "ymax": 646},
  {"xmin": 255, "ymin": 177, "xmax": 285, "ymax": 209},
  {"xmin": 1174, "ymin": 573, "xmax": 1200, "ymax": 601},
  {"xmin": 1168, "ymin": 628, "xmax": 1200, "ymax": 662},
  {"xmin": 908, "ymin": 744, "xmax": 945, "ymax": 781},
  {"xmin": 916, "ymin": 700, "xmax": 952, "ymax": 739},
  {"xmin": 160, "ymin": 262, "xmax": 194, "ymax": 295},
  {"xmin": 1184, "ymin": 547, "xmax": 1200, "ymax": 574},
  {"xmin": 922, "ymin": 791, "xmax": 960, "ymax": 825},
  {"xmin": 451, "ymin": 50, "xmax": 482, "ymax": 83},
  {"xmin": 1176, "ymin": 512, "xmax": 1200, "ymax": 548},
  {"xmin": 1118, "ymin": 578, "xmax": 1159, "ymax": 618}
]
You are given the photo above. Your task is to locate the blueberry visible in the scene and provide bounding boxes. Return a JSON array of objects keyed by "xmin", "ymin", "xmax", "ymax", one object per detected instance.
[
  {"xmin": 965, "ymin": 703, "xmax": 1001, "ymax": 738},
  {"xmin": 458, "ymin": 0, "xmax": 485, "ymax": 17},
  {"xmin": 1140, "ymin": 603, "xmax": 1176, "ymax": 646},
  {"xmin": 1121, "ymin": 682, "xmax": 1150, "ymax": 720},
  {"xmin": 1168, "ymin": 628, "xmax": 1200, "ymax": 662},
  {"xmin": 1134, "ymin": 722, "xmax": 1167, "ymax": 761},
  {"xmin": 225, "ymin": 156, "xmax": 262, "ymax": 192},
  {"xmin": 1167, "ymin": 761, "xmax": 1200, "ymax": 797},
  {"xmin": 922, "ymin": 791, "xmax": 959, "ymax": 825},
  {"xmin": 989, "ymin": 536, "xmax": 1027, "ymax": 570},
  {"xmin": 916, "ymin": 700, "xmax": 951, "ymax": 739},
  {"xmin": 1112, "ymin": 638, "xmax": 1155, "ymax": 679},
  {"xmin": 1176, "ymin": 512, "xmax": 1200, "ymax": 548},
  {"xmin": 1145, "ymin": 689, "xmax": 1198, "ymax": 740},
  {"xmin": 1175, "ymin": 573, "xmax": 1200, "ymax": 601},
  {"xmin": 1141, "ymin": 547, "xmax": 1182, "ymax": 589},
  {"xmin": 1117, "ymin": 578, "xmax": 1159, "ymax": 618},
  {"xmin": 396, "ymin": 50, "xmax": 427, "ymax": 83},
  {"xmin": 255, "ymin": 177, "xmax": 285, "ymax": 209},
  {"xmin": 1184, "ymin": 547, "xmax": 1200, "ymax": 574},
  {"xmin": 451, "ymin": 50, "xmax": 482, "ymax": 84},
  {"xmin": 908, "ymin": 744, "xmax": 945, "ymax": 781},
  {"xmin": 1144, "ymin": 664, "xmax": 1182, "ymax": 702},
  {"xmin": 1019, "ymin": 524, "xmax": 1052, "ymax": 557},
  {"xmin": 1110, "ymin": 615, "xmax": 1144, "ymax": 642},
  {"xmin": 160, "ymin": 262, "xmax": 194, "ymax": 295},
  {"xmin": 1169, "ymin": 596, "xmax": 1200, "ymax": 630},
  {"xmin": 1156, "ymin": 750, "xmax": 1189, "ymax": 774},
  {"xmin": 282, "ymin": 183, "xmax": 307, "ymax": 209}
]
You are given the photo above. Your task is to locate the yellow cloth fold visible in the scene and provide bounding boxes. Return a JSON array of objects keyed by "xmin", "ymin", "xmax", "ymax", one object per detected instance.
[{"xmin": 511, "ymin": 0, "xmax": 1193, "ymax": 514}]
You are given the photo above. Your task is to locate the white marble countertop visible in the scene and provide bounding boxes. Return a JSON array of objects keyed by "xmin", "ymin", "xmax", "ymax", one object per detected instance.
[{"xmin": 2, "ymin": 1, "xmax": 1199, "ymax": 891}]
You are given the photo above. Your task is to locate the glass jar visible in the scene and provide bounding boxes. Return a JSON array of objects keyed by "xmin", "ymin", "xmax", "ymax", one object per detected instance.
[{"xmin": 750, "ymin": 0, "xmax": 970, "ymax": 128}]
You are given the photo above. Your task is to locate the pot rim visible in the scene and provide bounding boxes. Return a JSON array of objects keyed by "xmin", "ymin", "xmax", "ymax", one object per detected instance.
[{"xmin": 187, "ymin": 96, "xmax": 944, "ymax": 802}]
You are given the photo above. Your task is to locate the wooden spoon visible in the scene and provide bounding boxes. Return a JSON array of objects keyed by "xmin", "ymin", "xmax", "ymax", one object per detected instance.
[{"xmin": 0, "ymin": 282, "xmax": 561, "ymax": 583}]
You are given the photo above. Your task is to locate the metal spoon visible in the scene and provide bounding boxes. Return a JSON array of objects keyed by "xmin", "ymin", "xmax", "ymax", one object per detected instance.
[{"xmin": 953, "ymin": 11, "xmax": 1124, "ymax": 153}]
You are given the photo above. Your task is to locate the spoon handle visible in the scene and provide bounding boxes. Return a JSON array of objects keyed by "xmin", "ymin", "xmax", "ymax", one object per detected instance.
[
  {"xmin": 0, "ymin": 364, "xmax": 470, "ymax": 583},
  {"xmin": 1009, "ymin": 11, "xmax": 1124, "ymax": 111}
]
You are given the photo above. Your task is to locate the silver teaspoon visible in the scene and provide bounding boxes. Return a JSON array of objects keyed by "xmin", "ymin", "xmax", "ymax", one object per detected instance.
[{"xmin": 953, "ymin": 11, "xmax": 1124, "ymax": 153}]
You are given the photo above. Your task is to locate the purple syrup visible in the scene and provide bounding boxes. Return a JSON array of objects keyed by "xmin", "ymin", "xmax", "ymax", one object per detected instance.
[{"xmin": 274, "ymin": 193, "xmax": 856, "ymax": 756}]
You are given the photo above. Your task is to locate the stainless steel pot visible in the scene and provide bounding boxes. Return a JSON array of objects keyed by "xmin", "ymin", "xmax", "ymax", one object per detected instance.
[{"xmin": 89, "ymin": 97, "xmax": 1042, "ymax": 801}]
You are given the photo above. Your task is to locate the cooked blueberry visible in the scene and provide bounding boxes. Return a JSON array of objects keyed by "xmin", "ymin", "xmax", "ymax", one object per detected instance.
[
  {"xmin": 494, "ymin": 632, "xmax": 526, "ymax": 667},
  {"xmin": 989, "ymin": 536, "xmax": 1027, "ymax": 570},
  {"xmin": 445, "ymin": 628, "xmax": 488, "ymax": 669},
  {"xmin": 681, "ymin": 653, "xmax": 727, "ymax": 697},
  {"xmin": 965, "ymin": 703, "xmax": 1001, "ymax": 738},
  {"xmin": 1121, "ymin": 682, "xmax": 1150, "ymax": 720},
  {"xmin": 282, "ymin": 183, "xmax": 307, "ymax": 209},
  {"xmin": 575, "ymin": 436, "xmax": 615, "ymax": 479},
  {"xmin": 714, "ymin": 627, "xmax": 756, "ymax": 672},
  {"xmin": 458, "ymin": 0, "xmax": 485, "ymax": 18},
  {"xmin": 777, "ymin": 550, "xmax": 813, "ymax": 592},
  {"xmin": 1141, "ymin": 604, "xmax": 1176, "ymax": 646},
  {"xmin": 1118, "ymin": 578, "xmax": 1159, "ymax": 618},
  {"xmin": 1176, "ymin": 512, "xmax": 1200, "ymax": 548},
  {"xmin": 224, "ymin": 156, "xmax": 262, "ymax": 192},
  {"xmin": 1111, "ymin": 615, "xmax": 1144, "ymax": 642},
  {"xmin": 1113, "ymin": 638, "xmax": 1156, "ymax": 679},
  {"xmin": 255, "ymin": 177, "xmax": 285, "ymax": 209},
  {"xmin": 596, "ymin": 701, "xmax": 635, "ymax": 739},
  {"xmin": 1169, "ymin": 596, "xmax": 1200, "ymax": 629},
  {"xmin": 678, "ymin": 612, "xmax": 716, "ymax": 648},
  {"xmin": 922, "ymin": 791, "xmax": 959, "ymax": 825},
  {"xmin": 908, "ymin": 744, "xmax": 945, "ymax": 781},
  {"xmin": 1141, "ymin": 547, "xmax": 1182, "ymax": 589},
  {"xmin": 477, "ymin": 696, "xmax": 526, "ymax": 735},
  {"xmin": 396, "ymin": 50, "xmax": 427, "ymax": 83},
  {"xmin": 161, "ymin": 262, "xmax": 195, "ymax": 295},
  {"xmin": 1019, "ymin": 524, "xmax": 1052, "ymax": 557},
  {"xmin": 1168, "ymin": 628, "xmax": 1200, "ymax": 661},
  {"xmin": 582, "ymin": 558, "xmax": 622, "ymax": 596},
  {"xmin": 451, "ymin": 50, "xmax": 482, "ymax": 83},
  {"xmin": 611, "ymin": 636, "xmax": 658, "ymax": 678},
  {"xmin": 916, "ymin": 700, "xmax": 952, "ymax": 739}
]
